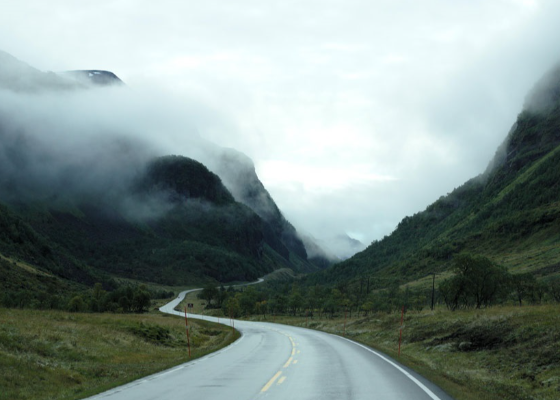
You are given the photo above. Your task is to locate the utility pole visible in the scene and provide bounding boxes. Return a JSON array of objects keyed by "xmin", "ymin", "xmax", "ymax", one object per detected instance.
[{"xmin": 431, "ymin": 273, "xmax": 436, "ymax": 311}]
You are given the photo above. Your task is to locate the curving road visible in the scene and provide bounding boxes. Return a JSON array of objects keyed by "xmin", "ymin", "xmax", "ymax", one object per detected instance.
[{"xmin": 86, "ymin": 289, "xmax": 454, "ymax": 400}]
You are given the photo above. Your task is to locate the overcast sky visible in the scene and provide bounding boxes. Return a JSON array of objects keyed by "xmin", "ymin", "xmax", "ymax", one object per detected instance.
[{"xmin": 2, "ymin": 0, "xmax": 560, "ymax": 251}]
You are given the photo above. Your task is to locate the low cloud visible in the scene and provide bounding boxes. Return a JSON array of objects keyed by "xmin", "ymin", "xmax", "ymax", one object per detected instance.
[
  {"xmin": 2, "ymin": 1, "xmax": 560, "ymax": 257},
  {"xmin": 0, "ymin": 58, "xmax": 233, "ymax": 221}
]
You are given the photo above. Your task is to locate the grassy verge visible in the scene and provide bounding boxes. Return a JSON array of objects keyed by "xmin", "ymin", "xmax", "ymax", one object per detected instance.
[
  {"xmin": 263, "ymin": 305, "xmax": 560, "ymax": 400},
  {"xmin": 0, "ymin": 307, "xmax": 240, "ymax": 400}
]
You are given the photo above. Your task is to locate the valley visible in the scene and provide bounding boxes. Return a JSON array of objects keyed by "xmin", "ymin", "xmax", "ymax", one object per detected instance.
[{"xmin": 1, "ymin": 47, "xmax": 560, "ymax": 400}]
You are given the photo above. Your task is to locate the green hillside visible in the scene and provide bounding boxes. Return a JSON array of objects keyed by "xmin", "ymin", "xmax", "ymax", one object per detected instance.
[
  {"xmin": 1, "ymin": 156, "xmax": 274, "ymax": 286},
  {"xmin": 0, "ymin": 149, "xmax": 324, "ymax": 293},
  {"xmin": 0, "ymin": 49, "xmax": 327, "ymax": 301},
  {"xmin": 309, "ymin": 63, "xmax": 560, "ymax": 290},
  {"xmin": 209, "ymin": 148, "xmax": 330, "ymax": 271}
]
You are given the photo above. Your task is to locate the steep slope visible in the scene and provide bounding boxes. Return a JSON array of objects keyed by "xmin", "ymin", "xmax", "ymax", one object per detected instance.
[
  {"xmin": 0, "ymin": 203, "xmax": 113, "ymax": 287},
  {"xmin": 0, "ymin": 49, "xmax": 326, "ymax": 289},
  {"xmin": 7, "ymin": 155, "xmax": 271, "ymax": 285},
  {"xmin": 0, "ymin": 50, "xmax": 82, "ymax": 92},
  {"xmin": 310, "ymin": 63, "xmax": 560, "ymax": 288},
  {"xmin": 209, "ymin": 148, "xmax": 331, "ymax": 272}
]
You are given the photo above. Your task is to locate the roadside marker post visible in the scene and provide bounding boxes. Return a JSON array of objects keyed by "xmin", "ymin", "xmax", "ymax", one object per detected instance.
[
  {"xmin": 398, "ymin": 306, "xmax": 404, "ymax": 357},
  {"xmin": 184, "ymin": 306, "xmax": 191, "ymax": 358},
  {"xmin": 343, "ymin": 307, "xmax": 348, "ymax": 337}
]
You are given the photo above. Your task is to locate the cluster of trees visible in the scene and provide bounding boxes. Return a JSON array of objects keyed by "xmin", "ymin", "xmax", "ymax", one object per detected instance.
[
  {"xmin": 198, "ymin": 281, "xmax": 428, "ymax": 319},
  {"xmin": 439, "ymin": 255, "xmax": 509, "ymax": 310},
  {"xmin": 439, "ymin": 254, "xmax": 560, "ymax": 310},
  {"xmin": 1, "ymin": 280, "xmax": 174, "ymax": 314},
  {"xmin": 197, "ymin": 254, "xmax": 560, "ymax": 319},
  {"xmin": 67, "ymin": 283, "xmax": 152, "ymax": 313},
  {"xmin": 1, "ymin": 289, "xmax": 68, "ymax": 310},
  {"xmin": 198, "ymin": 284, "xmax": 270, "ymax": 318}
]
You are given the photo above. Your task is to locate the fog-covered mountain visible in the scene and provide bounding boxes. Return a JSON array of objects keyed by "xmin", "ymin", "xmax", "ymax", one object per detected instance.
[{"xmin": 0, "ymin": 50, "xmax": 329, "ymax": 294}]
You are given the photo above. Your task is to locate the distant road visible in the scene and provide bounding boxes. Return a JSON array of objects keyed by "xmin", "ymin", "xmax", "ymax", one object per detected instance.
[{"xmin": 86, "ymin": 289, "xmax": 454, "ymax": 400}]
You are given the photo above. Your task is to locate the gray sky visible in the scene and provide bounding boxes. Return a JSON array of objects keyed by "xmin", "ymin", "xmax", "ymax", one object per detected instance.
[{"xmin": 2, "ymin": 0, "xmax": 560, "ymax": 250}]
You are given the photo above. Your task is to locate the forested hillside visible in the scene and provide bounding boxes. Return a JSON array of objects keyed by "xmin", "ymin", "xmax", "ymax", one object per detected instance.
[
  {"xmin": 309, "ymin": 63, "xmax": 560, "ymax": 290},
  {"xmin": 0, "ymin": 50, "xmax": 326, "ymax": 307},
  {"xmin": 209, "ymin": 148, "xmax": 333, "ymax": 271}
]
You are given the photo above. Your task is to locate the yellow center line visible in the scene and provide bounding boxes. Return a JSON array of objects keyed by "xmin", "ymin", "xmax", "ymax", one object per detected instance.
[
  {"xmin": 260, "ymin": 332, "xmax": 298, "ymax": 394},
  {"xmin": 261, "ymin": 371, "xmax": 282, "ymax": 393},
  {"xmin": 283, "ymin": 357, "xmax": 293, "ymax": 368}
]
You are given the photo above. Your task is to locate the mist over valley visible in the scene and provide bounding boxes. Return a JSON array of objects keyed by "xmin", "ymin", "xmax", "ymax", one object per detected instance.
[{"xmin": 2, "ymin": 2, "xmax": 560, "ymax": 398}]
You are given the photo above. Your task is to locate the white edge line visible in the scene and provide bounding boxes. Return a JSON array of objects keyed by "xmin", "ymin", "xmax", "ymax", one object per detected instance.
[
  {"xmin": 338, "ymin": 336, "xmax": 443, "ymax": 400},
  {"xmin": 164, "ymin": 289, "xmax": 441, "ymax": 399},
  {"xmin": 86, "ymin": 288, "xmax": 247, "ymax": 399},
  {"xmin": 86, "ymin": 334, "xmax": 245, "ymax": 399}
]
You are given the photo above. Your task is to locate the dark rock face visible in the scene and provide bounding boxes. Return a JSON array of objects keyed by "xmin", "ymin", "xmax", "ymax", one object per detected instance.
[
  {"xmin": 0, "ymin": 50, "xmax": 124, "ymax": 91},
  {"xmin": 62, "ymin": 70, "xmax": 125, "ymax": 86},
  {"xmin": 211, "ymin": 148, "xmax": 309, "ymax": 261}
]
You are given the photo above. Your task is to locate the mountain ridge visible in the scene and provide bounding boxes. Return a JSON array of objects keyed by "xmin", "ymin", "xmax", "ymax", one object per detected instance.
[
  {"xmin": 308, "ymin": 62, "xmax": 560, "ymax": 289},
  {"xmin": 0, "ymin": 50, "xmax": 328, "ymax": 298}
]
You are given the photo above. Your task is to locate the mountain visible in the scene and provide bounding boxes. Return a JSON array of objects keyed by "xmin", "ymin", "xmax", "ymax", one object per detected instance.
[
  {"xmin": 309, "ymin": 63, "xmax": 560, "ymax": 288},
  {"xmin": 0, "ymin": 50, "xmax": 124, "ymax": 91},
  {"xmin": 0, "ymin": 50, "xmax": 82, "ymax": 92},
  {"xmin": 61, "ymin": 70, "xmax": 125, "ymax": 86},
  {"xmin": 207, "ymin": 148, "xmax": 330, "ymax": 272},
  {"xmin": 0, "ymin": 50, "xmax": 327, "ymax": 298}
]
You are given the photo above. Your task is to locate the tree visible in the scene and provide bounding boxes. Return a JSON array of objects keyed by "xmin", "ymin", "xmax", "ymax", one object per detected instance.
[
  {"xmin": 238, "ymin": 287, "xmax": 257, "ymax": 316},
  {"xmin": 288, "ymin": 289, "xmax": 304, "ymax": 316},
  {"xmin": 223, "ymin": 296, "xmax": 241, "ymax": 318},
  {"xmin": 68, "ymin": 295, "xmax": 85, "ymax": 312},
  {"xmin": 255, "ymin": 300, "xmax": 268, "ymax": 318},
  {"xmin": 91, "ymin": 283, "xmax": 107, "ymax": 312},
  {"xmin": 439, "ymin": 254, "xmax": 510, "ymax": 310},
  {"xmin": 545, "ymin": 276, "xmax": 560, "ymax": 302},
  {"xmin": 217, "ymin": 285, "xmax": 228, "ymax": 307},
  {"xmin": 511, "ymin": 273, "xmax": 537, "ymax": 306},
  {"xmin": 199, "ymin": 285, "xmax": 219, "ymax": 307},
  {"xmin": 361, "ymin": 301, "xmax": 374, "ymax": 316},
  {"xmin": 132, "ymin": 287, "xmax": 151, "ymax": 313}
]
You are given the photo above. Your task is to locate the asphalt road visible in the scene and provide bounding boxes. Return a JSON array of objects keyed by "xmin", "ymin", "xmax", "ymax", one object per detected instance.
[{"xmin": 86, "ymin": 289, "xmax": 454, "ymax": 400}]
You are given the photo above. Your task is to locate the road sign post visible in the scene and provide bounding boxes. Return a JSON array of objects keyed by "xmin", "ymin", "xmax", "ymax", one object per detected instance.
[
  {"xmin": 184, "ymin": 306, "xmax": 191, "ymax": 358},
  {"xmin": 398, "ymin": 306, "xmax": 404, "ymax": 357}
]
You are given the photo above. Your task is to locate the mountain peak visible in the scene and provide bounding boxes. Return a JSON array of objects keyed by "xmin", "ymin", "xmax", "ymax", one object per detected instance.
[
  {"xmin": 523, "ymin": 63, "xmax": 560, "ymax": 114},
  {"xmin": 138, "ymin": 155, "xmax": 234, "ymax": 206},
  {"xmin": 61, "ymin": 70, "xmax": 124, "ymax": 87},
  {"xmin": 0, "ymin": 50, "xmax": 80, "ymax": 92}
]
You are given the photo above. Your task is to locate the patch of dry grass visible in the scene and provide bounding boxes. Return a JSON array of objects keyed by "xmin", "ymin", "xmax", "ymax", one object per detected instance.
[
  {"xmin": 0, "ymin": 307, "xmax": 239, "ymax": 400},
  {"xmin": 271, "ymin": 305, "xmax": 560, "ymax": 400}
]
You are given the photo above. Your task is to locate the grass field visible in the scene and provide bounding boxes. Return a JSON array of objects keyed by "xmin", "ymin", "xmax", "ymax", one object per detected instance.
[
  {"xmin": 5, "ymin": 289, "xmax": 556, "ymax": 399},
  {"xmin": 263, "ymin": 305, "xmax": 560, "ymax": 400},
  {"xmin": 0, "ymin": 307, "xmax": 239, "ymax": 400}
]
